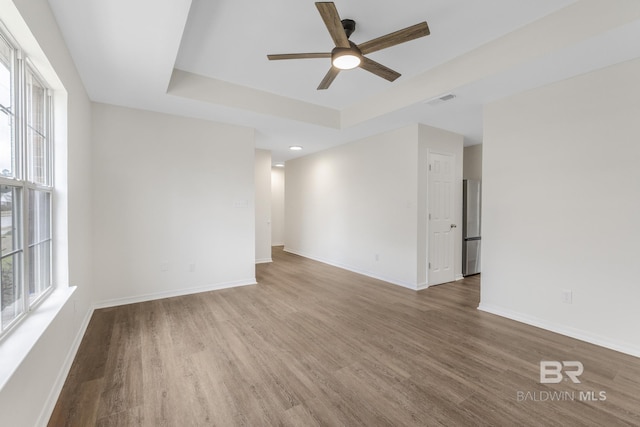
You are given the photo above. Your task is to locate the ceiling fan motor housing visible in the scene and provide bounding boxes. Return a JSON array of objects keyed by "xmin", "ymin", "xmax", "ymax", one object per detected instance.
[{"xmin": 341, "ymin": 19, "xmax": 356, "ymax": 38}]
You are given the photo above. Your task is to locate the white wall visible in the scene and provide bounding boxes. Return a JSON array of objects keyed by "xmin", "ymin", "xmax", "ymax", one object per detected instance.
[
  {"xmin": 0, "ymin": 0, "xmax": 94, "ymax": 425},
  {"xmin": 481, "ymin": 58, "xmax": 640, "ymax": 356},
  {"xmin": 255, "ymin": 149, "xmax": 272, "ymax": 263},
  {"xmin": 271, "ymin": 167, "xmax": 285, "ymax": 246},
  {"xmin": 91, "ymin": 103, "xmax": 256, "ymax": 306},
  {"xmin": 286, "ymin": 125, "xmax": 420, "ymax": 288},
  {"xmin": 285, "ymin": 124, "xmax": 462, "ymax": 289}
]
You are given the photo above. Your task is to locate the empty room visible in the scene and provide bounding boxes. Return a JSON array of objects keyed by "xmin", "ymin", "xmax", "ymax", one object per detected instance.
[{"xmin": 1, "ymin": 0, "xmax": 639, "ymax": 425}]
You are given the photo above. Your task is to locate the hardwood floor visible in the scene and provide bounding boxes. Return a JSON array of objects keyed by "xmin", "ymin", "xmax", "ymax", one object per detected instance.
[{"xmin": 49, "ymin": 247, "xmax": 640, "ymax": 426}]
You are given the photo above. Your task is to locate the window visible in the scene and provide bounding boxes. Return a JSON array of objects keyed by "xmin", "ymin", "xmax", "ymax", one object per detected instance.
[
  {"xmin": 0, "ymin": 27, "xmax": 53, "ymax": 337},
  {"xmin": 1, "ymin": 30, "xmax": 15, "ymax": 178}
]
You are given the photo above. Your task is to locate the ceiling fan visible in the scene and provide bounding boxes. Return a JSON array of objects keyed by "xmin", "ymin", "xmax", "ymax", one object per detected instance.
[{"xmin": 267, "ymin": 2, "xmax": 430, "ymax": 90}]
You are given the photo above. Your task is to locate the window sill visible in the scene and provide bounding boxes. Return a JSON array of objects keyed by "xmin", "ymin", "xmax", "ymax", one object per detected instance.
[{"xmin": 0, "ymin": 286, "xmax": 75, "ymax": 390}]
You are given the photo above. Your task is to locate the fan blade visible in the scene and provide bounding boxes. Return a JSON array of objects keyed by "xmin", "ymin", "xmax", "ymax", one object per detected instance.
[
  {"xmin": 267, "ymin": 53, "xmax": 331, "ymax": 60},
  {"xmin": 317, "ymin": 66, "xmax": 340, "ymax": 90},
  {"xmin": 358, "ymin": 22, "xmax": 430, "ymax": 55},
  {"xmin": 359, "ymin": 57, "xmax": 401, "ymax": 82},
  {"xmin": 316, "ymin": 2, "xmax": 350, "ymax": 48}
]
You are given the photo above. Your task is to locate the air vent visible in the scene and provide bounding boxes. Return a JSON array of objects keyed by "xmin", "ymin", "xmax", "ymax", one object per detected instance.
[{"xmin": 424, "ymin": 93, "xmax": 456, "ymax": 106}]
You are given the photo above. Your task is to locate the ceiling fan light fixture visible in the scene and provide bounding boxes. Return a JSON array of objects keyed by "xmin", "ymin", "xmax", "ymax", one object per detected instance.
[
  {"xmin": 267, "ymin": 2, "xmax": 430, "ymax": 89},
  {"xmin": 331, "ymin": 47, "xmax": 361, "ymax": 70}
]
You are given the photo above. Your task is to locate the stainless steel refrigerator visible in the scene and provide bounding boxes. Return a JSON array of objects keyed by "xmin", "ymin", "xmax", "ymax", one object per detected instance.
[{"xmin": 463, "ymin": 179, "xmax": 481, "ymax": 276}]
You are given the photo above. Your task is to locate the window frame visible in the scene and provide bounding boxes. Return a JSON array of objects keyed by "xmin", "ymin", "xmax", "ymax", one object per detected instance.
[
  {"xmin": 0, "ymin": 23, "xmax": 54, "ymax": 340},
  {"xmin": 0, "ymin": 29, "xmax": 18, "ymax": 180}
]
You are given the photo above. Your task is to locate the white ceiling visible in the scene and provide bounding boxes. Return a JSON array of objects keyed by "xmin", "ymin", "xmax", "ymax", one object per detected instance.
[{"xmin": 47, "ymin": 0, "xmax": 640, "ymax": 165}]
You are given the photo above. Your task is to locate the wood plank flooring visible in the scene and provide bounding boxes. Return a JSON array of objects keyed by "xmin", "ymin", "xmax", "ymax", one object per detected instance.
[{"xmin": 49, "ymin": 247, "xmax": 640, "ymax": 426}]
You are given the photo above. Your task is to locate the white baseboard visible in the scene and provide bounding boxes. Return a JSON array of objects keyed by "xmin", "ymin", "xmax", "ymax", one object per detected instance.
[
  {"xmin": 455, "ymin": 274, "xmax": 464, "ymax": 281},
  {"xmin": 255, "ymin": 258, "xmax": 272, "ymax": 264},
  {"xmin": 37, "ymin": 303, "xmax": 94, "ymax": 427},
  {"xmin": 283, "ymin": 247, "xmax": 419, "ymax": 291},
  {"xmin": 416, "ymin": 282, "xmax": 430, "ymax": 291},
  {"xmin": 94, "ymin": 279, "xmax": 257, "ymax": 309},
  {"xmin": 478, "ymin": 303, "xmax": 640, "ymax": 358}
]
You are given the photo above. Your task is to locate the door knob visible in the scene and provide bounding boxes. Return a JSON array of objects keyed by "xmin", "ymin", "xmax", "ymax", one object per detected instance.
[{"xmin": 450, "ymin": 224, "xmax": 457, "ymax": 229}]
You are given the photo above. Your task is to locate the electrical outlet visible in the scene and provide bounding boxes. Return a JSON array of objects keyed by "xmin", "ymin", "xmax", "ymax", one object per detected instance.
[
  {"xmin": 561, "ymin": 289, "xmax": 572, "ymax": 304},
  {"xmin": 160, "ymin": 261, "xmax": 169, "ymax": 272}
]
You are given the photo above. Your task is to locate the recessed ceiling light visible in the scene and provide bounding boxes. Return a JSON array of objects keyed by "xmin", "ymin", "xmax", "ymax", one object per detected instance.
[
  {"xmin": 289, "ymin": 146, "xmax": 303, "ymax": 151},
  {"xmin": 274, "ymin": 163, "xmax": 285, "ymax": 168}
]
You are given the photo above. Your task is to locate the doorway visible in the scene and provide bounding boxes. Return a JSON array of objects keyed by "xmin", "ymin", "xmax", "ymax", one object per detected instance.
[{"xmin": 428, "ymin": 152, "xmax": 456, "ymax": 285}]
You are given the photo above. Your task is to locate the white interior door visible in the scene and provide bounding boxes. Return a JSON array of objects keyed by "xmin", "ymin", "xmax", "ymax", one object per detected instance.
[{"xmin": 429, "ymin": 152, "xmax": 456, "ymax": 285}]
